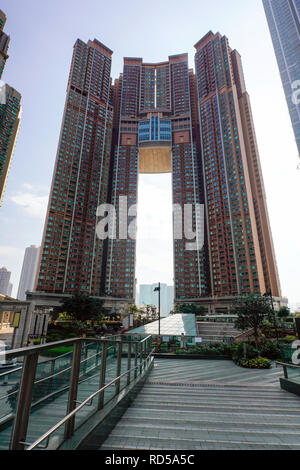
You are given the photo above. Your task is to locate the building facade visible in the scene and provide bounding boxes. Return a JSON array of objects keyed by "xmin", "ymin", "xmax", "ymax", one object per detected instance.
[
  {"xmin": 0, "ymin": 10, "xmax": 9, "ymax": 79},
  {"xmin": 263, "ymin": 0, "xmax": 300, "ymax": 157},
  {"xmin": 0, "ymin": 266, "xmax": 11, "ymax": 295},
  {"xmin": 17, "ymin": 245, "xmax": 40, "ymax": 300},
  {"xmin": 36, "ymin": 39, "xmax": 113, "ymax": 296},
  {"xmin": 0, "ymin": 9, "xmax": 22, "ymax": 206},
  {"xmin": 138, "ymin": 284, "xmax": 174, "ymax": 317},
  {"xmin": 36, "ymin": 31, "xmax": 282, "ymax": 308}
]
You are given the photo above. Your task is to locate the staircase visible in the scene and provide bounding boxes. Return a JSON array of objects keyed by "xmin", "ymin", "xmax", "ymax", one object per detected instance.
[
  {"xmin": 100, "ymin": 359, "xmax": 300, "ymax": 450},
  {"xmin": 197, "ymin": 321, "xmax": 242, "ymax": 341}
]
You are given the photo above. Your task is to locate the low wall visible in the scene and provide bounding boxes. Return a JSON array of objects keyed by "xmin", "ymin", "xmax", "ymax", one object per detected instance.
[{"xmin": 280, "ymin": 378, "xmax": 300, "ymax": 397}]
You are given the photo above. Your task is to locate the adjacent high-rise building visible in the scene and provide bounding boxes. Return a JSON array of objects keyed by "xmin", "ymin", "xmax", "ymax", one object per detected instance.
[
  {"xmin": 0, "ymin": 10, "xmax": 9, "ymax": 79},
  {"xmin": 7, "ymin": 282, "xmax": 12, "ymax": 297},
  {"xmin": 36, "ymin": 39, "xmax": 113, "ymax": 295},
  {"xmin": 36, "ymin": 31, "xmax": 282, "ymax": 309},
  {"xmin": 0, "ymin": 9, "xmax": 22, "ymax": 207},
  {"xmin": 17, "ymin": 245, "xmax": 40, "ymax": 300},
  {"xmin": 0, "ymin": 266, "xmax": 11, "ymax": 295},
  {"xmin": 263, "ymin": 0, "xmax": 300, "ymax": 157}
]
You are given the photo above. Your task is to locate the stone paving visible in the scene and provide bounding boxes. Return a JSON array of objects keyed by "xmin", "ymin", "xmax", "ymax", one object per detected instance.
[{"xmin": 101, "ymin": 359, "xmax": 300, "ymax": 450}]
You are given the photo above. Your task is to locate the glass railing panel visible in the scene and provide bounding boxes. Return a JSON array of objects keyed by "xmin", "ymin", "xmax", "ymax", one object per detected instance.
[
  {"xmin": 0, "ymin": 366, "xmax": 22, "ymax": 426},
  {"xmin": 286, "ymin": 366, "xmax": 300, "ymax": 382},
  {"xmin": 25, "ymin": 349, "xmax": 74, "ymax": 446}
]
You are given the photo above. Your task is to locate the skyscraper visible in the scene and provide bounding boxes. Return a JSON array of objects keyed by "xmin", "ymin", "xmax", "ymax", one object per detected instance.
[
  {"xmin": 0, "ymin": 9, "xmax": 22, "ymax": 207},
  {"xmin": 0, "ymin": 266, "xmax": 11, "ymax": 295},
  {"xmin": 36, "ymin": 39, "xmax": 113, "ymax": 295},
  {"xmin": 194, "ymin": 32, "xmax": 281, "ymax": 299},
  {"xmin": 263, "ymin": 0, "xmax": 300, "ymax": 157},
  {"xmin": 7, "ymin": 282, "xmax": 12, "ymax": 297},
  {"xmin": 0, "ymin": 10, "xmax": 9, "ymax": 79},
  {"xmin": 17, "ymin": 245, "xmax": 40, "ymax": 300},
  {"xmin": 36, "ymin": 32, "xmax": 283, "ymax": 311}
]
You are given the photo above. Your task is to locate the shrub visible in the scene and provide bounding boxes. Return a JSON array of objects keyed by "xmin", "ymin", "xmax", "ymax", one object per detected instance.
[
  {"xmin": 284, "ymin": 335, "xmax": 296, "ymax": 342},
  {"xmin": 42, "ymin": 346, "xmax": 73, "ymax": 358},
  {"xmin": 240, "ymin": 357, "xmax": 271, "ymax": 369},
  {"xmin": 173, "ymin": 343, "xmax": 231, "ymax": 357},
  {"xmin": 259, "ymin": 340, "xmax": 281, "ymax": 359},
  {"xmin": 33, "ymin": 338, "xmax": 41, "ymax": 345},
  {"xmin": 231, "ymin": 342, "xmax": 259, "ymax": 362}
]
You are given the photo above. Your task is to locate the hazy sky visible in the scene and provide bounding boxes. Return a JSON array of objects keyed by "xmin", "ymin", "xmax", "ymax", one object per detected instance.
[{"xmin": 0, "ymin": 0, "xmax": 299, "ymax": 306}]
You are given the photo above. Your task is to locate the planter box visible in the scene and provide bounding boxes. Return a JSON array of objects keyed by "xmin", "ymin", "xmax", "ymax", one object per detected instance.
[
  {"xmin": 153, "ymin": 353, "xmax": 230, "ymax": 360},
  {"xmin": 280, "ymin": 378, "xmax": 300, "ymax": 397}
]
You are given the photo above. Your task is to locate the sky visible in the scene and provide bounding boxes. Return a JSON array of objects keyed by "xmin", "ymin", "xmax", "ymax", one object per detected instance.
[{"xmin": 0, "ymin": 0, "xmax": 299, "ymax": 307}]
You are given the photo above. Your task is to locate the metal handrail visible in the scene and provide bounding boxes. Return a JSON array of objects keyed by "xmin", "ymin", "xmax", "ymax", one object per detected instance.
[
  {"xmin": 276, "ymin": 361, "xmax": 300, "ymax": 380},
  {"xmin": 0, "ymin": 345, "xmax": 114, "ymax": 403},
  {"xmin": 25, "ymin": 349, "xmax": 154, "ymax": 450},
  {"xmin": 0, "ymin": 347, "xmax": 75, "ymax": 379},
  {"xmin": 4, "ymin": 336, "xmax": 149, "ymax": 360},
  {"xmin": 276, "ymin": 361, "xmax": 300, "ymax": 369}
]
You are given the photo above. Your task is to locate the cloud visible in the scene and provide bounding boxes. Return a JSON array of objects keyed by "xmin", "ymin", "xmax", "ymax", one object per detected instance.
[
  {"xmin": 0, "ymin": 246, "xmax": 24, "ymax": 259},
  {"xmin": 10, "ymin": 184, "xmax": 49, "ymax": 219}
]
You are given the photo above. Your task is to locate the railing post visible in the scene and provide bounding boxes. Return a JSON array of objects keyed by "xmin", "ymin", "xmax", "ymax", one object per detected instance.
[
  {"xmin": 134, "ymin": 343, "xmax": 138, "ymax": 379},
  {"xmin": 143, "ymin": 341, "xmax": 147, "ymax": 370},
  {"xmin": 127, "ymin": 342, "xmax": 132, "ymax": 386},
  {"xmin": 139, "ymin": 342, "xmax": 143, "ymax": 375},
  {"xmin": 115, "ymin": 338, "xmax": 123, "ymax": 395},
  {"xmin": 98, "ymin": 341, "xmax": 108, "ymax": 410},
  {"xmin": 64, "ymin": 341, "xmax": 82, "ymax": 440},
  {"xmin": 96, "ymin": 343, "xmax": 101, "ymax": 367},
  {"xmin": 49, "ymin": 357, "xmax": 55, "ymax": 395},
  {"xmin": 283, "ymin": 365, "xmax": 288, "ymax": 379},
  {"xmin": 83, "ymin": 341, "xmax": 88, "ymax": 375},
  {"xmin": 10, "ymin": 352, "xmax": 39, "ymax": 450}
]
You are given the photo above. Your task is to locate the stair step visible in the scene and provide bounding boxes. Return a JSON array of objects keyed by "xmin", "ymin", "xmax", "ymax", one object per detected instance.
[
  {"xmin": 130, "ymin": 400, "xmax": 299, "ymax": 415},
  {"xmin": 101, "ymin": 435, "xmax": 300, "ymax": 450},
  {"xmin": 136, "ymin": 391, "xmax": 299, "ymax": 406},
  {"xmin": 117, "ymin": 416, "xmax": 300, "ymax": 432},
  {"xmin": 108, "ymin": 423, "xmax": 300, "ymax": 443},
  {"xmin": 122, "ymin": 407, "xmax": 300, "ymax": 423}
]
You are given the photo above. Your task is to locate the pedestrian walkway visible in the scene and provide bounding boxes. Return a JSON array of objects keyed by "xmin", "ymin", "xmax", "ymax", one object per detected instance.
[{"xmin": 100, "ymin": 359, "xmax": 300, "ymax": 450}]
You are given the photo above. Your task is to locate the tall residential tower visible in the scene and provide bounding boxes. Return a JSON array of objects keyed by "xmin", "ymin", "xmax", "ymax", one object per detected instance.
[
  {"xmin": 17, "ymin": 245, "xmax": 40, "ymax": 300},
  {"xmin": 263, "ymin": 0, "xmax": 300, "ymax": 157},
  {"xmin": 35, "ymin": 32, "xmax": 282, "ymax": 310},
  {"xmin": 0, "ymin": 9, "xmax": 22, "ymax": 206},
  {"xmin": 36, "ymin": 39, "xmax": 113, "ymax": 295}
]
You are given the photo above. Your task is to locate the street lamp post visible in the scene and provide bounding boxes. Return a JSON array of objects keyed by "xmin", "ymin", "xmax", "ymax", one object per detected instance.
[{"xmin": 154, "ymin": 283, "xmax": 161, "ymax": 336}]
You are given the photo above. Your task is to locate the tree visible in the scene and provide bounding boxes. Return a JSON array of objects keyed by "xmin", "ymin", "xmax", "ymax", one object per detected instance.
[
  {"xmin": 175, "ymin": 303, "xmax": 206, "ymax": 316},
  {"xmin": 277, "ymin": 306, "xmax": 290, "ymax": 321},
  {"xmin": 231, "ymin": 294, "xmax": 273, "ymax": 348},
  {"xmin": 54, "ymin": 293, "xmax": 104, "ymax": 324}
]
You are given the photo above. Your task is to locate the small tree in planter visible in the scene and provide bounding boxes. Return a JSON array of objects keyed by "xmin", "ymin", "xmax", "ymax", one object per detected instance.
[
  {"xmin": 277, "ymin": 306, "xmax": 290, "ymax": 326},
  {"xmin": 231, "ymin": 294, "xmax": 273, "ymax": 348}
]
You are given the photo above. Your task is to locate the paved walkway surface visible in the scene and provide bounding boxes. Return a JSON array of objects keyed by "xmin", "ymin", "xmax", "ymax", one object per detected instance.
[
  {"xmin": 148, "ymin": 358, "xmax": 284, "ymax": 386},
  {"xmin": 101, "ymin": 359, "xmax": 300, "ymax": 450}
]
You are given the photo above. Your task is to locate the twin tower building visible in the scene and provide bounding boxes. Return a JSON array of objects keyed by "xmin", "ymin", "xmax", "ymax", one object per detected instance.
[{"xmin": 35, "ymin": 31, "xmax": 283, "ymax": 310}]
